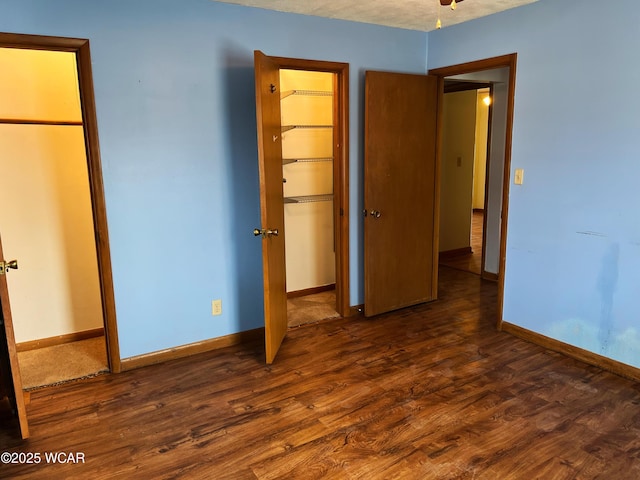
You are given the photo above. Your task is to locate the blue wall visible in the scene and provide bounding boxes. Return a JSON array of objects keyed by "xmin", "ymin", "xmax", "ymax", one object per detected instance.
[
  {"xmin": 5, "ymin": 0, "xmax": 638, "ymax": 370},
  {"xmin": 429, "ymin": 0, "xmax": 640, "ymax": 368},
  {"xmin": 0, "ymin": 0, "xmax": 428, "ymax": 358}
]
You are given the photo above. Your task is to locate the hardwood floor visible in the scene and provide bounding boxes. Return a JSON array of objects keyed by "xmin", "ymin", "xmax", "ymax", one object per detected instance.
[{"xmin": 1, "ymin": 267, "xmax": 639, "ymax": 479}]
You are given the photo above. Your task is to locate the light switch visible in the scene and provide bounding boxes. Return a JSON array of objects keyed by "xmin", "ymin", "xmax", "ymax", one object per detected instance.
[{"xmin": 514, "ymin": 168, "xmax": 524, "ymax": 185}]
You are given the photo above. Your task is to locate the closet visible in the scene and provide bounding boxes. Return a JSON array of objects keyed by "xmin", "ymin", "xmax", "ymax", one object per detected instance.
[
  {"xmin": 0, "ymin": 47, "xmax": 104, "ymax": 346},
  {"xmin": 0, "ymin": 47, "xmax": 108, "ymax": 391},
  {"xmin": 279, "ymin": 69, "xmax": 336, "ymax": 304}
]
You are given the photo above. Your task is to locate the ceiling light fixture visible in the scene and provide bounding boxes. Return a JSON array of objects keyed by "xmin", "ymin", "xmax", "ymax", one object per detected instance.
[{"xmin": 436, "ymin": 0, "xmax": 463, "ymax": 29}]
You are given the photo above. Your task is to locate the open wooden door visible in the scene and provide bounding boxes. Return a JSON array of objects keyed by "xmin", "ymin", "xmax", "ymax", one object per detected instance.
[
  {"xmin": 0, "ymin": 234, "xmax": 29, "ymax": 439},
  {"xmin": 364, "ymin": 71, "xmax": 439, "ymax": 317},
  {"xmin": 253, "ymin": 51, "xmax": 288, "ymax": 363}
]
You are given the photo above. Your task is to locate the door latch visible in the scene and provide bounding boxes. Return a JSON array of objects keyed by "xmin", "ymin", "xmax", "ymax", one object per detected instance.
[
  {"xmin": 253, "ymin": 228, "xmax": 279, "ymax": 238},
  {"xmin": 0, "ymin": 259, "xmax": 18, "ymax": 275}
]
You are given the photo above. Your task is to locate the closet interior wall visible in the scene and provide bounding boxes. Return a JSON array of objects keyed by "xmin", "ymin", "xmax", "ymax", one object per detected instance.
[
  {"xmin": 279, "ymin": 70, "xmax": 335, "ymax": 294},
  {"xmin": 0, "ymin": 47, "xmax": 103, "ymax": 343}
]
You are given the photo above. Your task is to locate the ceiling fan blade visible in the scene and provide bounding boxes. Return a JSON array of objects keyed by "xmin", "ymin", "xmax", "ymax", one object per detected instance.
[{"xmin": 440, "ymin": 0, "xmax": 464, "ymax": 5}]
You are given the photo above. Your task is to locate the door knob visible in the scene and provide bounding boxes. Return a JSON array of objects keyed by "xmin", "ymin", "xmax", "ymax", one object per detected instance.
[
  {"xmin": 0, "ymin": 259, "xmax": 18, "ymax": 275},
  {"xmin": 253, "ymin": 228, "xmax": 279, "ymax": 238},
  {"xmin": 369, "ymin": 210, "xmax": 381, "ymax": 218}
]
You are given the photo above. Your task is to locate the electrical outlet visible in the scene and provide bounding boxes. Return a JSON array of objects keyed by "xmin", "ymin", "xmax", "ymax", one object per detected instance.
[{"xmin": 212, "ymin": 299, "xmax": 222, "ymax": 316}]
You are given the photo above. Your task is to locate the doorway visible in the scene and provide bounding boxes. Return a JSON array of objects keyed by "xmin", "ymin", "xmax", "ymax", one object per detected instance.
[
  {"xmin": 279, "ymin": 69, "xmax": 341, "ymax": 328},
  {"xmin": 430, "ymin": 54, "xmax": 518, "ymax": 326},
  {"xmin": 438, "ymin": 85, "xmax": 492, "ymax": 278},
  {"xmin": 0, "ymin": 33, "xmax": 120, "ymax": 385},
  {"xmin": 254, "ymin": 52, "xmax": 349, "ymax": 363}
]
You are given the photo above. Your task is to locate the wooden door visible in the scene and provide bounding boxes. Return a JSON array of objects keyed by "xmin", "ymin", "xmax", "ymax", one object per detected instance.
[
  {"xmin": 253, "ymin": 51, "xmax": 288, "ymax": 363},
  {"xmin": 0, "ymin": 234, "xmax": 29, "ymax": 439},
  {"xmin": 364, "ymin": 71, "xmax": 439, "ymax": 317}
]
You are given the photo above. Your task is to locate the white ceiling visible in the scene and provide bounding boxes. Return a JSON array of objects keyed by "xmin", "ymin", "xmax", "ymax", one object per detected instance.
[{"xmin": 215, "ymin": 0, "xmax": 539, "ymax": 32}]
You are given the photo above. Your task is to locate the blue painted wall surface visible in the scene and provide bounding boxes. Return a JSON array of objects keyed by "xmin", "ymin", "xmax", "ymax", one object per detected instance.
[
  {"xmin": 429, "ymin": 0, "xmax": 640, "ymax": 368},
  {"xmin": 0, "ymin": 0, "xmax": 427, "ymax": 358}
]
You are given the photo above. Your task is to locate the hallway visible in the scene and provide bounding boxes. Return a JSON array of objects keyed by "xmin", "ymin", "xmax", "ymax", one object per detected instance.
[{"xmin": 439, "ymin": 210, "xmax": 484, "ymax": 275}]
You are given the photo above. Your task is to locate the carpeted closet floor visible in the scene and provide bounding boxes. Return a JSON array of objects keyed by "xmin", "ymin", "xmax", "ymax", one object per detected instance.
[
  {"xmin": 287, "ymin": 290, "xmax": 340, "ymax": 328},
  {"xmin": 17, "ymin": 337, "xmax": 109, "ymax": 390}
]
